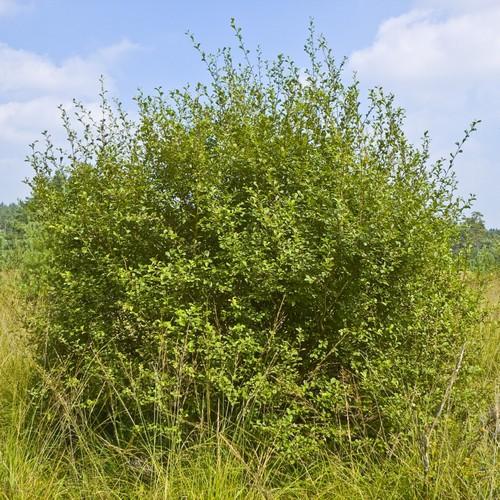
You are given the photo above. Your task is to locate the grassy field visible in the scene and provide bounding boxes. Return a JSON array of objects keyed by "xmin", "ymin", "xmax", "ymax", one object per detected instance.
[{"xmin": 0, "ymin": 271, "xmax": 498, "ymax": 499}]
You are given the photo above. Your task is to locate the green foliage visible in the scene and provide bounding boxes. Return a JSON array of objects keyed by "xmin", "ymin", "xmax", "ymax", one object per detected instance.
[
  {"xmin": 458, "ymin": 211, "xmax": 500, "ymax": 272},
  {"xmin": 25, "ymin": 25, "xmax": 481, "ymax": 458},
  {"xmin": 0, "ymin": 202, "xmax": 28, "ymax": 268},
  {"xmin": 1, "ymin": 272, "xmax": 498, "ymax": 498}
]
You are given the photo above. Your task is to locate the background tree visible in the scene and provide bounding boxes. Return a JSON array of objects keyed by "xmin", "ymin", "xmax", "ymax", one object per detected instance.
[
  {"xmin": 0, "ymin": 202, "xmax": 27, "ymax": 267},
  {"xmin": 458, "ymin": 211, "xmax": 500, "ymax": 271}
]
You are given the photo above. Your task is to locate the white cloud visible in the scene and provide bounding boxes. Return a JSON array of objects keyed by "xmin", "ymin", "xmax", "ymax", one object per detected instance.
[
  {"xmin": 0, "ymin": 97, "xmax": 99, "ymax": 148},
  {"xmin": 0, "ymin": 0, "xmax": 17, "ymax": 15},
  {"xmin": 0, "ymin": 39, "xmax": 139, "ymax": 100},
  {"xmin": 0, "ymin": 39, "xmax": 139, "ymax": 202},
  {"xmin": 0, "ymin": 0, "xmax": 31, "ymax": 16},
  {"xmin": 350, "ymin": 7, "xmax": 500, "ymax": 88},
  {"xmin": 94, "ymin": 39, "xmax": 139, "ymax": 65},
  {"xmin": 0, "ymin": 39, "xmax": 139, "ymax": 145},
  {"xmin": 349, "ymin": 2, "xmax": 500, "ymax": 226}
]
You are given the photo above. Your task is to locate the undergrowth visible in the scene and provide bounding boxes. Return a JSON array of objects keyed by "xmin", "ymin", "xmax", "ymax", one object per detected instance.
[{"xmin": 0, "ymin": 270, "xmax": 497, "ymax": 498}]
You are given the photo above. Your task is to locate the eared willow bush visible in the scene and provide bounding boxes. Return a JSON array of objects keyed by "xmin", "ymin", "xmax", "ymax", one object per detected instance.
[{"xmin": 27, "ymin": 25, "xmax": 479, "ymax": 458}]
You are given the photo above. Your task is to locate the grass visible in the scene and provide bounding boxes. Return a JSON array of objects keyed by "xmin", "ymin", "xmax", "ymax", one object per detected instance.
[{"xmin": 0, "ymin": 271, "xmax": 498, "ymax": 498}]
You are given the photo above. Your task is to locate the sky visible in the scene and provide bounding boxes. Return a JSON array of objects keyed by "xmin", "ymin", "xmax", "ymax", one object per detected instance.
[{"xmin": 0, "ymin": 0, "xmax": 498, "ymax": 227}]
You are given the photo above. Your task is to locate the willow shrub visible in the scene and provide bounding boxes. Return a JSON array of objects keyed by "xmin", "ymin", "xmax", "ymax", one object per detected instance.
[{"xmin": 26, "ymin": 27, "xmax": 480, "ymax": 459}]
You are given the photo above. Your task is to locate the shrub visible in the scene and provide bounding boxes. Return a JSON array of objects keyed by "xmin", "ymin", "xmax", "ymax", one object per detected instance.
[{"xmin": 26, "ymin": 25, "xmax": 480, "ymax": 459}]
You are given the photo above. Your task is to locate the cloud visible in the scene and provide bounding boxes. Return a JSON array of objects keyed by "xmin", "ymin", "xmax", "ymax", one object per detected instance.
[
  {"xmin": 0, "ymin": 97, "xmax": 100, "ymax": 148},
  {"xmin": 0, "ymin": 0, "xmax": 17, "ymax": 15},
  {"xmin": 94, "ymin": 39, "xmax": 139, "ymax": 65},
  {"xmin": 350, "ymin": 7, "xmax": 500, "ymax": 90},
  {"xmin": 0, "ymin": 39, "xmax": 139, "ymax": 201},
  {"xmin": 348, "ymin": 2, "xmax": 500, "ymax": 226},
  {"xmin": 0, "ymin": 0, "xmax": 31, "ymax": 16},
  {"xmin": 0, "ymin": 39, "xmax": 139, "ymax": 100},
  {"xmin": 0, "ymin": 39, "xmax": 139, "ymax": 146}
]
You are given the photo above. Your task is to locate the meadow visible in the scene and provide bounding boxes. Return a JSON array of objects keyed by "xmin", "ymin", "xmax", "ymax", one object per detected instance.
[
  {"xmin": 0, "ymin": 270, "xmax": 497, "ymax": 498},
  {"xmin": 0, "ymin": 28, "xmax": 499, "ymax": 498}
]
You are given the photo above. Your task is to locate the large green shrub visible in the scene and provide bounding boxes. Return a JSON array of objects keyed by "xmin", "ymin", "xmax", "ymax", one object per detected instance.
[{"xmin": 26, "ymin": 27, "xmax": 479, "ymax": 458}]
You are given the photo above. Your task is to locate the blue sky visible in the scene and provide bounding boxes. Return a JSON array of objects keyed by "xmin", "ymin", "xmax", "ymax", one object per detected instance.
[{"xmin": 0, "ymin": 0, "xmax": 498, "ymax": 226}]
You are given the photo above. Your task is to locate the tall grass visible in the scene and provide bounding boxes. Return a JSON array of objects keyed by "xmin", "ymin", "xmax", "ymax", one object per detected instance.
[{"xmin": 0, "ymin": 271, "xmax": 498, "ymax": 498}]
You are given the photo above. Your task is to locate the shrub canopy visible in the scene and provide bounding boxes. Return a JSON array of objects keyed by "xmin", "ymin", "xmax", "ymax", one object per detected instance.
[{"xmin": 27, "ymin": 26, "xmax": 479, "ymax": 458}]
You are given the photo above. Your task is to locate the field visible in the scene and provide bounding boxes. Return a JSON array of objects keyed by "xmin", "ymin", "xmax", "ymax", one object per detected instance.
[{"xmin": 0, "ymin": 270, "xmax": 498, "ymax": 499}]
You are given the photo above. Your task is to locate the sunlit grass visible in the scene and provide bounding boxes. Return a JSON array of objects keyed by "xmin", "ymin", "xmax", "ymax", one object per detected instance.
[{"xmin": 0, "ymin": 271, "xmax": 498, "ymax": 498}]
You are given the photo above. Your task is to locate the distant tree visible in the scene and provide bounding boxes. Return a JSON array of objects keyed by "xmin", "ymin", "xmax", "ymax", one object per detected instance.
[
  {"xmin": 0, "ymin": 202, "xmax": 27, "ymax": 266},
  {"xmin": 459, "ymin": 211, "xmax": 500, "ymax": 271}
]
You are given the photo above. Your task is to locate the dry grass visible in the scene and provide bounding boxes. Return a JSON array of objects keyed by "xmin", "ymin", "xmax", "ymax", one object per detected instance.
[{"xmin": 0, "ymin": 271, "xmax": 498, "ymax": 498}]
